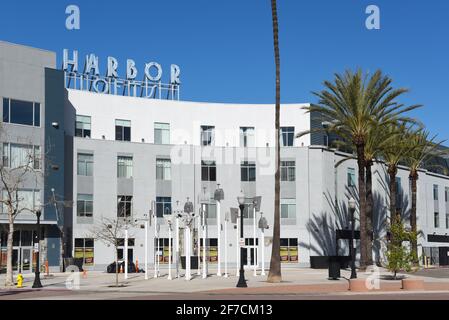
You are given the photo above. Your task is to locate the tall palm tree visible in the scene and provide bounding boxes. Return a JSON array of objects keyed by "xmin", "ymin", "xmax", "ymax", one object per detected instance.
[
  {"xmin": 267, "ymin": 0, "xmax": 282, "ymax": 283},
  {"xmin": 301, "ymin": 69, "xmax": 419, "ymax": 268},
  {"xmin": 406, "ymin": 129, "xmax": 446, "ymax": 262},
  {"xmin": 380, "ymin": 124, "xmax": 412, "ymax": 222}
]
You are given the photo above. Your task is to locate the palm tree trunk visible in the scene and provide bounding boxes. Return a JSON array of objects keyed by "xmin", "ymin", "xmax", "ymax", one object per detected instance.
[
  {"xmin": 365, "ymin": 161, "xmax": 374, "ymax": 265},
  {"xmin": 388, "ymin": 164, "xmax": 398, "ymax": 221},
  {"xmin": 410, "ymin": 171, "xmax": 418, "ymax": 263},
  {"xmin": 5, "ymin": 214, "xmax": 14, "ymax": 287},
  {"xmin": 356, "ymin": 143, "xmax": 368, "ymax": 269},
  {"xmin": 268, "ymin": 0, "xmax": 282, "ymax": 283}
]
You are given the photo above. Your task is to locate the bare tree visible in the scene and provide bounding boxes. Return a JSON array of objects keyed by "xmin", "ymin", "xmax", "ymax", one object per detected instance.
[
  {"xmin": 0, "ymin": 133, "xmax": 43, "ymax": 287},
  {"xmin": 88, "ymin": 215, "xmax": 134, "ymax": 287}
]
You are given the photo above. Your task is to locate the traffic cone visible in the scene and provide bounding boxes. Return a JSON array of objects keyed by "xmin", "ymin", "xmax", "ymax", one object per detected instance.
[
  {"xmin": 136, "ymin": 259, "xmax": 139, "ymax": 273},
  {"xmin": 83, "ymin": 269, "xmax": 87, "ymax": 278}
]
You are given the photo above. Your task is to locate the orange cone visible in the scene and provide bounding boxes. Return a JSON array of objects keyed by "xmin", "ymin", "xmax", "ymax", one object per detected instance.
[
  {"xmin": 83, "ymin": 269, "xmax": 87, "ymax": 278},
  {"xmin": 136, "ymin": 259, "xmax": 139, "ymax": 273}
]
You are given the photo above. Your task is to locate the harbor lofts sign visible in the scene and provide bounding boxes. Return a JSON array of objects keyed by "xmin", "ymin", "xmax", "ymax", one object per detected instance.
[{"xmin": 62, "ymin": 49, "xmax": 181, "ymax": 100}]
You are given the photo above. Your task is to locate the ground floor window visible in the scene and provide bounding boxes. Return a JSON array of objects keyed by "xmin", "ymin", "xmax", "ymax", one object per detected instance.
[
  {"xmin": 74, "ymin": 238, "xmax": 94, "ymax": 266},
  {"xmin": 155, "ymin": 238, "xmax": 173, "ymax": 264},
  {"xmin": 280, "ymin": 238, "xmax": 298, "ymax": 263},
  {"xmin": 117, "ymin": 238, "xmax": 135, "ymax": 262},
  {"xmin": 199, "ymin": 238, "xmax": 218, "ymax": 263}
]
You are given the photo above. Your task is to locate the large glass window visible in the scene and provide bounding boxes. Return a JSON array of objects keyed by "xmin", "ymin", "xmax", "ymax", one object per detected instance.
[
  {"xmin": 446, "ymin": 213, "xmax": 449, "ymax": 229},
  {"xmin": 280, "ymin": 238, "xmax": 298, "ymax": 263},
  {"xmin": 115, "ymin": 119, "xmax": 131, "ymax": 141},
  {"xmin": 281, "ymin": 161, "xmax": 295, "ymax": 181},
  {"xmin": 3, "ymin": 98, "xmax": 40, "ymax": 127},
  {"xmin": 199, "ymin": 238, "xmax": 218, "ymax": 263},
  {"xmin": 77, "ymin": 153, "xmax": 93, "ymax": 176},
  {"xmin": 205, "ymin": 203, "xmax": 217, "ymax": 219},
  {"xmin": 200, "ymin": 126, "xmax": 215, "ymax": 146},
  {"xmin": 347, "ymin": 168, "xmax": 356, "ymax": 187},
  {"xmin": 445, "ymin": 187, "xmax": 449, "ymax": 203},
  {"xmin": 2, "ymin": 143, "xmax": 40, "ymax": 169},
  {"xmin": 74, "ymin": 238, "xmax": 94, "ymax": 266},
  {"xmin": 156, "ymin": 197, "xmax": 172, "ymax": 217},
  {"xmin": 154, "ymin": 123, "xmax": 170, "ymax": 145},
  {"xmin": 434, "ymin": 212, "xmax": 440, "ymax": 228},
  {"xmin": 280, "ymin": 127, "xmax": 295, "ymax": 147},
  {"xmin": 281, "ymin": 199, "xmax": 296, "ymax": 219},
  {"xmin": 1, "ymin": 189, "xmax": 41, "ymax": 214},
  {"xmin": 75, "ymin": 115, "xmax": 91, "ymax": 138},
  {"xmin": 434, "ymin": 185, "xmax": 439, "ymax": 200},
  {"xmin": 117, "ymin": 156, "xmax": 133, "ymax": 178},
  {"xmin": 240, "ymin": 127, "xmax": 255, "ymax": 148},
  {"xmin": 117, "ymin": 195, "xmax": 133, "ymax": 217},
  {"xmin": 77, "ymin": 194, "xmax": 93, "ymax": 217},
  {"xmin": 156, "ymin": 158, "xmax": 171, "ymax": 180},
  {"xmin": 241, "ymin": 161, "xmax": 256, "ymax": 182},
  {"xmin": 201, "ymin": 161, "xmax": 216, "ymax": 181}
]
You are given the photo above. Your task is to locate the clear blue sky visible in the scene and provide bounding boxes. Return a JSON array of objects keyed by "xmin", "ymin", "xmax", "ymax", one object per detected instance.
[{"xmin": 1, "ymin": 0, "xmax": 449, "ymax": 142}]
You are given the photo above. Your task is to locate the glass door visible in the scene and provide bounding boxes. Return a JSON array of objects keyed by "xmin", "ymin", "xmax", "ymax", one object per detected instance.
[{"xmin": 21, "ymin": 248, "xmax": 32, "ymax": 272}]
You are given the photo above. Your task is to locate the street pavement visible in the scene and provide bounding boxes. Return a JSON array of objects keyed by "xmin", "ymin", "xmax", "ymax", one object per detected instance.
[{"xmin": 0, "ymin": 267, "xmax": 448, "ymax": 300}]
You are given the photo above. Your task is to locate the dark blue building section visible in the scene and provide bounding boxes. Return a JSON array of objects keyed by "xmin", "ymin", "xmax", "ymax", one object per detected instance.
[{"xmin": 44, "ymin": 68, "xmax": 65, "ymax": 267}]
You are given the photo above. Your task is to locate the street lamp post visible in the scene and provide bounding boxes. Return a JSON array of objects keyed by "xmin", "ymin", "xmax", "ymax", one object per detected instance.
[
  {"xmin": 252, "ymin": 199, "xmax": 257, "ymax": 277},
  {"xmin": 197, "ymin": 208, "xmax": 201, "ymax": 276},
  {"xmin": 165, "ymin": 214, "xmax": 174, "ymax": 280},
  {"xmin": 236, "ymin": 191, "xmax": 247, "ymax": 288},
  {"xmin": 183, "ymin": 198, "xmax": 194, "ymax": 281},
  {"xmin": 349, "ymin": 198, "xmax": 357, "ymax": 279},
  {"xmin": 32, "ymin": 209, "xmax": 43, "ymax": 288},
  {"xmin": 144, "ymin": 212, "xmax": 149, "ymax": 280},
  {"xmin": 214, "ymin": 184, "xmax": 224, "ymax": 277},
  {"xmin": 124, "ymin": 223, "xmax": 128, "ymax": 280},
  {"xmin": 153, "ymin": 204, "xmax": 159, "ymax": 279},
  {"xmin": 224, "ymin": 211, "xmax": 229, "ymax": 278},
  {"xmin": 175, "ymin": 201, "xmax": 181, "ymax": 278},
  {"xmin": 200, "ymin": 187, "xmax": 208, "ymax": 279},
  {"xmin": 258, "ymin": 212, "xmax": 268, "ymax": 276}
]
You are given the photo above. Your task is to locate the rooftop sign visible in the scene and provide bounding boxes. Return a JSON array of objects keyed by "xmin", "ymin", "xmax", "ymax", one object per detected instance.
[{"xmin": 62, "ymin": 49, "xmax": 180, "ymax": 100}]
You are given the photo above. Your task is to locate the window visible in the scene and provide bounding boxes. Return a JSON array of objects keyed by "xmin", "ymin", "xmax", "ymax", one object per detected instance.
[
  {"xmin": 241, "ymin": 204, "xmax": 254, "ymax": 219},
  {"xmin": 75, "ymin": 115, "xmax": 91, "ymax": 138},
  {"xmin": 2, "ymin": 143, "xmax": 40, "ymax": 169},
  {"xmin": 205, "ymin": 203, "xmax": 217, "ymax": 219},
  {"xmin": 156, "ymin": 158, "xmax": 171, "ymax": 180},
  {"xmin": 281, "ymin": 199, "xmax": 296, "ymax": 219},
  {"xmin": 154, "ymin": 123, "xmax": 170, "ymax": 145},
  {"xmin": 434, "ymin": 185, "xmax": 439, "ymax": 201},
  {"xmin": 74, "ymin": 238, "xmax": 94, "ymax": 266},
  {"xmin": 396, "ymin": 177, "xmax": 402, "ymax": 210},
  {"xmin": 445, "ymin": 187, "xmax": 449, "ymax": 203},
  {"xmin": 280, "ymin": 238, "xmax": 298, "ymax": 263},
  {"xmin": 117, "ymin": 195, "xmax": 133, "ymax": 217},
  {"xmin": 199, "ymin": 238, "xmax": 218, "ymax": 263},
  {"xmin": 280, "ymin": 127, "xmax": 295, "ymax": 147},
  {"xmin": 1, "ymin": 189, "xmax": 41, "ymax": 214},
  {"xmin": 77, "ymin": 153, "xmax": 93, "ymax": 176},
  {"xmin": 241, "ymin": 161, "xmax": 256, "ymax": 182},
  {"xmin": 77, "ymin": 194, "xmax": 93, "ymax": 217},
  {"xmin": 434, "ymin": 212, "xmax": 440, "ymax": 228},
  {"xmin": 154, "ymin": 238, "xmax": 173, "ymax": 263},
  {"xmin": 156, "ymin": 197, "xmax": 172, "ymax": 217},
  {"xmin": 3, "ymin": 98, "xmax": 40, "ymax": 127},
  {"xmin": 281, "ymin": 161, "xmax": 295, "ymax": 181},
  {"xmin": 115, "ymin": 119, "xmax": 131, "ymax": 141},
  {"xmin": 117, "ymin": 156, "xmax": 133, "ymax": 178},
  {"xmin": 446, "ymin": 213, "xmax": 449, "ymax": 229},
  {"xmin": 201, "ymin": 161, "xmax": 216, "ymax": 181},
  {"xmin": 200, "ymin": 126, "xmax": 215, "ymax": 146},
  {"xmin": 347, "ymin": 168, "xmax": 356, "ymax": 187},
  {"xmin": 240, "ymin": 127, "xmax": 255, "ymax": 148}
]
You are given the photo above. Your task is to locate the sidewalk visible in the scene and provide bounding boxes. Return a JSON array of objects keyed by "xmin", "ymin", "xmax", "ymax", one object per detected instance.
[{"xmin": 0, "ymin": 267, "xmax": 448, "ymax": 300}]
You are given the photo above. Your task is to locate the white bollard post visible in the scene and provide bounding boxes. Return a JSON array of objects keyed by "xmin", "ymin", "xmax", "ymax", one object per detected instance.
[
  {"xmin": 185, "ymin": 225, "xmax": 191, "ymax": 281},
  {"xmin": 197, "ymin": 214, "xmax": 201, "ymax": 276},
  {"xmin": 175, "ymin": 216, "xmax": 179, "ymax": 278},
  {"xmin": 261, "ymin": 227, "xmax": 266, "ymax": 276},
  {"xmin": 124, "ymin": 228, "xmax": 128, "ymax": 280},
  {"xmin": 154, "ymin": 218, "xmax": 158, "ymax": 278}
]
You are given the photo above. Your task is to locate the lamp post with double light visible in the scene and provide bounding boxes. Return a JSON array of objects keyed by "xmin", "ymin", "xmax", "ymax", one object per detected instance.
[
  {"xmin": 236, "ymin": 190, "xmax": 247, "ymax": 288},
  {"xmin": 349, "ymin": 197, "xmax": 357, "ymax": 279},
  {"xmin": 214, "ymin": 184, "xmax": 224, "ymax": 276},
  {"xmin": 182, "ymin": 198, "xmax": 194, "ymax": 281},
  {"xmin": 258, "ymin": 212, "xmax": 269, "ymax": 276},
  {"xmin": 165, "ymin": 213, "xmax": 174, "ymax": 280},
  {"xmin": 200, "ymin": 188, "xmax": 208, "ymax": 279}
]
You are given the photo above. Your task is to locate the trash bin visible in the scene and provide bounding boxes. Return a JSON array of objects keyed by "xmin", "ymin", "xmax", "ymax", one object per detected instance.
[{"xmin": 328, "ymin": 256, "xmax": 340, "ymax": 280}]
